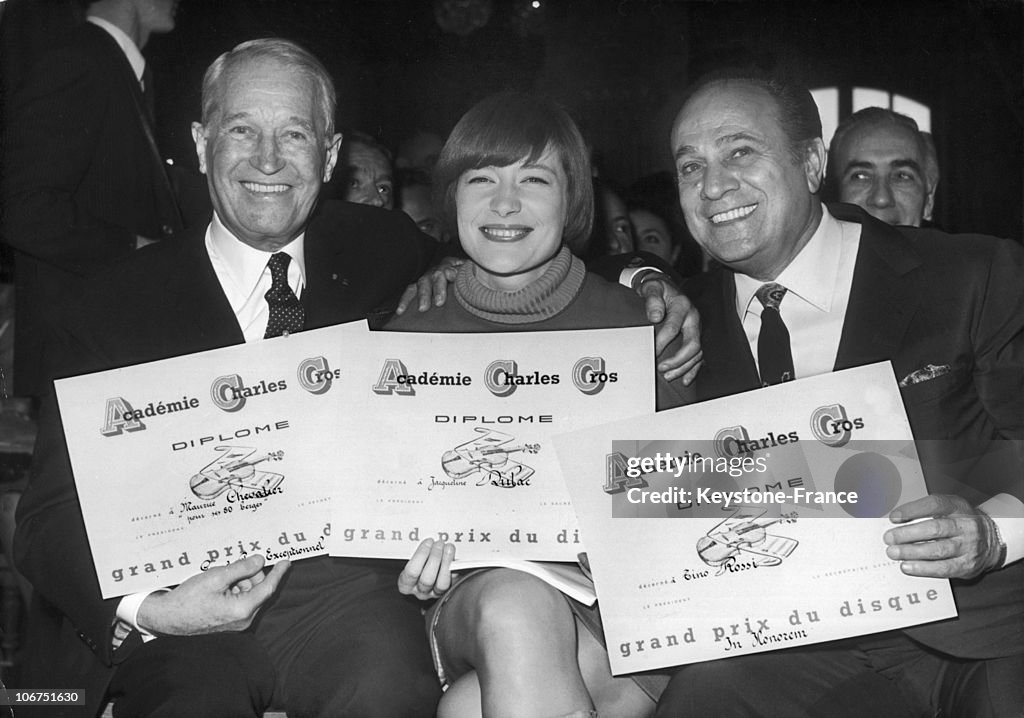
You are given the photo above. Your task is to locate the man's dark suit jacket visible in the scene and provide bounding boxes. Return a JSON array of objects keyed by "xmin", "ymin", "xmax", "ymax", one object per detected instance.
[
  {"xmin": 1, "ymin": 22, "xmax": 183, "ymax": 397},
  {"xmin": 13, "ymin": 201, "xmax": 435, "ymax": 718},
  {"xmin": 684, "ymin": 202, "xmax": 1024, "ymax": 660}
]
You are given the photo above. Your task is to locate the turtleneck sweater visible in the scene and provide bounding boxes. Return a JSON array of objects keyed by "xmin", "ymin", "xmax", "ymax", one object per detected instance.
[
  {"xmin": 453, "ymin": 246, "xmax": 585, "ymax": 324},
  {"xmin": 385, "ymin": 246, "xmax": 691, "ymax": 408}
]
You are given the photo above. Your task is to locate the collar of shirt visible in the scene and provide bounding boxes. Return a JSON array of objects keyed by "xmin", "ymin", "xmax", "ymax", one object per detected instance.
[
  {"xmin": 87, "ymin": 15, "xmax": 146, "ymax": 83},
  {"xmin": 735, "ymin": 209, "xmax": 844, "ymax": 319},
  {"xmin": 735, "ymin": 207, "xmax": 861, "ymax": 379},
  {"xmin": 206, "ymin": 213, "xmax": 307, "ymax": 342}
]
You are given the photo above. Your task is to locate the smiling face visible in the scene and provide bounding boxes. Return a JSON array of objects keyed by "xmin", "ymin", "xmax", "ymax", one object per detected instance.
[
  {"xmin": 671, "ymin": 80, "xmax": 825, "ymax": 280},
  {"xmin": 456, "ymin": 149, "xmax": 568, "ymax": 292},
  {"xmin": 834, "ymin": 122, "xmax": 932, "ymax": 227},
  {"xmin": 192, "ymin": 57, "xmax": 341, "ymax": 252}
]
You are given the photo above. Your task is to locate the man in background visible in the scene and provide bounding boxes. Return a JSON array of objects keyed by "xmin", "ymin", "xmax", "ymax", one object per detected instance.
[
  {"xmin": 826, "ymin": 107, "xmax": 939, "ymax": 228},
  {"xmin": 337, "ymin": 131, "xmax": 396, "ymax": 209},
  {"xmin": 1, "ymin": 0, "xmax": 184, "ymax": 397}
]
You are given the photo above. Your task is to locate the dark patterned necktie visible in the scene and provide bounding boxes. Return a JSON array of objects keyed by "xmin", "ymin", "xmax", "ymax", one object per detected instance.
[
  {"xmin": 755, "ymin": 283, "xmax": 794, "ymax": 385},
  {"xmin": 264, "ymin": 253, "xmax": 304, "ymax": 338}
]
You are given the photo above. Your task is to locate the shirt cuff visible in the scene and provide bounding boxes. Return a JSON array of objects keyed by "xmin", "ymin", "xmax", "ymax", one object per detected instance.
[
  {"xmin": 619, "ymin": 266, "xmax": 661, "ymax": 290},
  {"xmin": 979, "ymin": 493, "xmax": 1024, "ymax": 566},
  {"xmin": 115, "ymin": 589, "xmax": 169, "ymax": 644}
]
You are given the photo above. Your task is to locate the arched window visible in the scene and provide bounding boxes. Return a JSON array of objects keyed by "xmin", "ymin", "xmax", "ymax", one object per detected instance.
[{"xmin": 812, "ymin": 87, "xmax": 932, "ymax": 147}]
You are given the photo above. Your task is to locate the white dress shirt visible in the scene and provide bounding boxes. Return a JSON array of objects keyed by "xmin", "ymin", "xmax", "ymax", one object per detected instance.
[
  {"xmin": 735, "ymin": 207, "xmax": 860, "ymax": 380},
  {"xmin": 206, "ymin": 213, "xmax": 306, "ymax": 341},
  {"xmin": 732, "ymin": 206, "xmax": 1023, "ymax": 565}
]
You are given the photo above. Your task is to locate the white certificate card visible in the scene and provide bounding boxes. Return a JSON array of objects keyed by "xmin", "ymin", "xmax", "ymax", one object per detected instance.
[
  {"xmin": 553, "ymin": 362, "xmax": 957, "ymax": 674},
  {"xmin": 329, "ymin": 325, "xmax": 655, "ymax": 563},
  {"xmin": 56, "ymin": 323, "xmax": 354, "ymax": 598}
]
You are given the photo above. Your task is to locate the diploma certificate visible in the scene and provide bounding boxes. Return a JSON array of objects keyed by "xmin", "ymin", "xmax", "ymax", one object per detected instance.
[
  {"xmin": 329, "ymin": 325, "xmax": 655, "ymax": 565},
  {"xmin": 553, "ymin": 362, "xmax": 957, "ymax": 674},
  {"xmin": 55, "ymin": 324, "xmax": 353, "ymax": 598}
]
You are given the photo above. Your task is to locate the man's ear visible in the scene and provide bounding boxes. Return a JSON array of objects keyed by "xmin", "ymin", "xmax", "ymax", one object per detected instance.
[
  {"xmin": 323, "ymin": 132, "xmax": 343, "ymax": 182},
  {"xmin": 803, "ymin": 138, "xmax": 827, "ymax": 194},
  {"xmin": 923, "ymin": 178, "xmax": 938, "ymax": 222},
  {"xmin": 191, "ymin": 122, "xmax": 208, "ymax": 175}
]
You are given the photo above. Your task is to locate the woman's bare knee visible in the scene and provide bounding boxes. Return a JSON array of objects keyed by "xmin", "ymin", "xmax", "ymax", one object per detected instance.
[{"xmin": 457, "ymin": 569, "xmax": 576, "ymax": 654}]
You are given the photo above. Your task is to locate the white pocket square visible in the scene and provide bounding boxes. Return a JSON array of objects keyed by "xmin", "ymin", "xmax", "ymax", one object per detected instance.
[{"xmin": 898, "ymin": 363, "xmax": 952, "ymax": 388}]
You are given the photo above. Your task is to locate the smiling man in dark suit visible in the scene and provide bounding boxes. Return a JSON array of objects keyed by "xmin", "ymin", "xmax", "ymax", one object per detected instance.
[
  {"xmin": 655, "ymin": 73, "xmax": 1024, "ymax": 717},
  {"xmin": 14, "ymin": 38, "xmax": 440, "ymax": 718}
]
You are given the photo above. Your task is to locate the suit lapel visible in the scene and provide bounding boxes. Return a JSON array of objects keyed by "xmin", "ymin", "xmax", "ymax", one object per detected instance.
[
  {"xmin": 302, "ymin": 232, "xmax": 349, "ymax": 329},
  {"xmin": 89, "ymin": 24, "xmax": 183, "ymax": 235},
  {"xmin": 831, "ymin": 205, "xmax": 922, "ymax": 372},
  {"xmin": 166, "ymin": 232, "xmax": 244, "ymax": 351},
  {"xmin": 692, "ymin": 205, "xmax": 924, "ymax": 399}
]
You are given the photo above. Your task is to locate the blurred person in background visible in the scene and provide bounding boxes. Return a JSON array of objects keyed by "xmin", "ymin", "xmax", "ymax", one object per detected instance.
[
  {"xmin": 826, "ymin": 107, "xmax": 938, "ymax": 228},
  {"xmin": 589, "ymin": 177, "xmax": 635, "ymax": 257},
  {"xmin": 396, "ymin": 129, "xmax": 446, "ymax": 171},
  {"xmin": 1, "ymin": 0, "xmax": 184, "ymax": 398},
  {"xmin": 335, "ymin": 130, "xmax": 395, "ymax": 209},
  {"xmin": 626, "ymin": 171, "xmax": 705, "ymax": 278},
  {"xmin": 396, "ymin": 167, "xmax": 448, "ymax": 243}
]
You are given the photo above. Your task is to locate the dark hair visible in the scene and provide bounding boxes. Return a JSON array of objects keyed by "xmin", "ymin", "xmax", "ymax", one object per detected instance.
[
  {"xmin": 433, "ymin": 92, "xmax": 594, "ymax": 249},
  {"xmin": 579, "ymin": 176, "xmax": 626, "ymax": 263},
  {"xmin": 825, "ymin": 107, "xmax": 934, "ymax": 199},
  {"xmin": 343, "ymin": 130, "xmax": 394, "ymax": 165},
  {"xmin": 624, "ymin": 172, "xmax": 686, "ymax": 249},
  {"xmin": 202, "ymin": 38, "xmax": 336, "ymax": 139},
  {"xmin": 681, "ymin": 70, "xmax": 822, "ymax": 164},
  {"xmin": 396, "ymin": 167, "xmax": 433, "ymax": 190},
  {"xmin": 830, "ymin": 107, "xmax": 920, "ymax": 151},
  {"xmin": 395, "ymin": 167, "xmax": 433, "ymax": 206},
  {"xmin": 625, "ymin": 172, "xmax": 704, "ymax": 278}
]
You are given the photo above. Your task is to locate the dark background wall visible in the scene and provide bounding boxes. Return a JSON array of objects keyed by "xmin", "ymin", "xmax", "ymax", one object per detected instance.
[{"xmin": 3, "ymin": 0, "xmax": 1021, "ymax": 239}]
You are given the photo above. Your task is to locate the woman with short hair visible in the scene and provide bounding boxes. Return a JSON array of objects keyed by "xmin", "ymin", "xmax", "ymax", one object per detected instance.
[{"xmin": 387, "ymin": 91, "xmax": 687, "ymax": 718}]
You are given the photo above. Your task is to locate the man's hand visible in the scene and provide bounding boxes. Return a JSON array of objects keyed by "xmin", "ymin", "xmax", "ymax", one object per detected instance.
[
  {"xmin": 639, "ymin": 277, "xmax": 703, "ymax": 385},
  {"xmin": 884, "ymin": 494, "xmax": 1002, "ymax": 579},
  {"xmin": 136, "ymin": 555, "xmax": 290, "ymax": 636},
  {"xmin": 394, "ymin": 256, "xmax": 465, "ymax": 315},
  {"xmin": 398, "ymin": 538, "xmax": 455, "ymax": 601}
]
